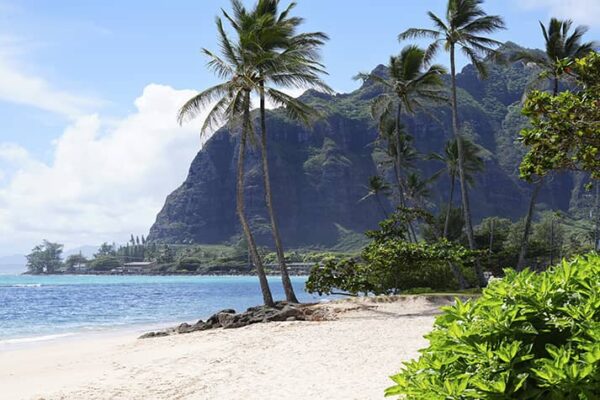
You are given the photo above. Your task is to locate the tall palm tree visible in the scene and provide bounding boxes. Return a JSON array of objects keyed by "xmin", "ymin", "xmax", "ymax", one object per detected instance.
[
  {"xmin": 513, "ymin": 18, "xmax": 595, "ymax": 269},
  {"xmin": 430, "ymin": 136, "xmax": 485, "ymax": 238},
  {"xmin": 399, "ymin": 0, "xmax": 505, "ymax": 286},
  {"xmin": 225, "ymin": 0, "xmax": 330, "ymax": 302},
  {"xmin": 375, "ymin": 120, "xmax": 420, "ymax": 242},
  {"xmin": 515, "ymin": 18, "xmax": 595, "ymax": 96},
  {"xmin": 356, "ymin": 45, "xmax": 446, "ymax": 207},
  {"xmin": 360, "ymin": 176, "xmax": 391, "ymax": 219},
  {"xmin": 405, "ymin": 172, "xmax": 436, "ymax": 211},
  {"xmin": 177, "ymin": 15, "xmax": 275, "ymax": 306}
]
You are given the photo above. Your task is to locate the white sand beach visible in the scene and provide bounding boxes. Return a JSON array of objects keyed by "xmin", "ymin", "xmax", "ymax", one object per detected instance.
[{"xmin": 0, "ymin": 296, "xmax": 450, "ymax": 400}]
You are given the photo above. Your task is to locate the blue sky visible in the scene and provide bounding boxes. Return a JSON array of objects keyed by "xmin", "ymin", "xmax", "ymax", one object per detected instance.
[{"xmin": 0, "ymin": 0, "xmax": 598, "ymax": 256}]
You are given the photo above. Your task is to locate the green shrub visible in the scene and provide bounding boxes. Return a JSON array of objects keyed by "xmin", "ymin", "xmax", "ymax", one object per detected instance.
[
  {"xmin": 386, "ymin": 254, "xmax": 600, "ymax": 399},
  {"xmin": 177, "ymin": 256, "xmax": 203, "ymax": 271},
  {"xmin": 306, "ymin": 240, "xmax": 477, "ymax": 296},
  {"xmin": 89, "ymin": 256, "xmax": 121, "ymax": 271}
]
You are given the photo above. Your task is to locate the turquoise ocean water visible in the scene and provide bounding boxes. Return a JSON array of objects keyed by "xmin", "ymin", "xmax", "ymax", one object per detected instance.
[{"xmin": 0, "ymin": 274, "xmax": 319, "ymax": 345}]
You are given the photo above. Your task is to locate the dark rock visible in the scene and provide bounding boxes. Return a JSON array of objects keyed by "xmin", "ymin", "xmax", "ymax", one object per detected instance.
[
  {"xmin": 192, "ymin": 320, "xmax": 211, "ymax": 331},
  {"xmin": 138, "ymin": 304, "xmax": 311, "ymax": 339},
  {"xmin": 139, "ymin": 331, "xmax": 169, "ymax": 339},
  {"xmin": 206, "ymin": 309, "xmax": 236, "ymax": 328},
  {"xmin": 217, "ymin": 311, "xmax": 236, "ymax": 327},
  {"xmin": 176, "ymin": 323, "xmax": 194, "ymax": 334}
]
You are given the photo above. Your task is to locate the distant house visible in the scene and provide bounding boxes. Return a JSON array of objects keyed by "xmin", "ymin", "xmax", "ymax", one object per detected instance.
[
  {"xmin": 73, "ymin": 263, "xmax": 90, "ymax": 273},
  {"xmin": 116, "ymin": 261, "xmax": 157, "ymax": 274}
]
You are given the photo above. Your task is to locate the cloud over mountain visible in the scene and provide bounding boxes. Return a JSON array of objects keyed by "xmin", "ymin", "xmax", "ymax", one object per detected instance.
[{"xmin": 0, "ymin": 84, "xmax": 206, "ymax": 253}]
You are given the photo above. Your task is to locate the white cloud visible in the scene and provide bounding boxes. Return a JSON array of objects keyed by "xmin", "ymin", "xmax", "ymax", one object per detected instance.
[
  {"xmin": 517, "ymin": 0, "xmax": 600, "ymax": 26},
  {"xmin": 0, "ymin": 84, "xmax": 208, "ymax": 253},
  {"xmin": 0, "ymin": 58, "xmax": 103, "ymax": 119},
  {"xmin": 0, "ymin": 35, "xmax": 104, "ymax": 119}
]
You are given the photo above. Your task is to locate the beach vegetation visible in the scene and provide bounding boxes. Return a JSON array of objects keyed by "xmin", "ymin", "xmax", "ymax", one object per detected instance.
[
  {"xmin": 386, "ymin": 253, "xmax": 600, "ymax": 399},
  {"xmin": 520, "ymin": 52, "xmax": 600, "ymax": 181},
  {"xmin": 306, "ymin": 209, "xmax": 478, "ymax": 295}
]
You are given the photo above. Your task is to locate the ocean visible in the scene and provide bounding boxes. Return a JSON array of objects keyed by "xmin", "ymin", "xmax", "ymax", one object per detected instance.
[{"xmin": 0, "ymin": 274, "xmax": 320, "ymax": 346}]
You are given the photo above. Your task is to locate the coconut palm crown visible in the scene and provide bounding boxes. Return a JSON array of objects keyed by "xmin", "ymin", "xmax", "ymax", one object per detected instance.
[{"xmin": 513, "ymin": 18, "xmax": 596, "ymax": 94}]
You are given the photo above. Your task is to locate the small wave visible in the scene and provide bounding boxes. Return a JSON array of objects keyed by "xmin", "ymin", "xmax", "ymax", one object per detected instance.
[
  {"xmin": 0, "ymin": 332, "xmax": 75, "ymax": 345},
  {"xmin": 0, "ymin": 283, "xmax": 43, "ymax": 288}
]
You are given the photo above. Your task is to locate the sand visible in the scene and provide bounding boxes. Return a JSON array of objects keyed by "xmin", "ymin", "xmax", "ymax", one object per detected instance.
[{"xmin": 0, "ymin": 296, "xmax": 451, "ymax": 400}]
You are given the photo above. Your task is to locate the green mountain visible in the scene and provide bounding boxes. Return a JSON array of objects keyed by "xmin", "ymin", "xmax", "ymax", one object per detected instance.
[{"xmin": 147, "ymin": 43, "xmax": 590, "ymax": 248}]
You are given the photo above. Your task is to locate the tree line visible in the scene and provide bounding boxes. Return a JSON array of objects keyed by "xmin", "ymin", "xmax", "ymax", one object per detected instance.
[{"xmin": 25, "ymin": 235, "xmax": 168, "ymax": 274}]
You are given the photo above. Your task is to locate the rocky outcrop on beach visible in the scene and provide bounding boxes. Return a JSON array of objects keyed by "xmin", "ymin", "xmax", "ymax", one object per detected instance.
[{"xmin": 139, "ymin": 301, "xmax": 326, "ymax": 339}]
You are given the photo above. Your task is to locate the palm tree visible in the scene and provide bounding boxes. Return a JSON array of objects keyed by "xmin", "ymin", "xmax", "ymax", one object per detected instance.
[
  {"xmin": 515, "ymin": 18, "xmax": 595, "ymax": 96},
  {"xmin": 513, "ymin": 18, "xmax": 595, "ymax": 269},
  {"xmin": 399, "ymin": 0, "xmax": 505, "ymax": 286},
  {"xmin": 405, "ymin": 172, "xmax": 437, "ymax": 211},
  {"xmin": 360, "ymin": 176, "xmax": 391, "ymax": 218},
  {"xmin": 430, "ymin": 136, "xmax": 485, "ymax": 238},
  {"xmin": 177, "ymin": 15, "xmax": 275, "ymax": 306},
  {"xmin": 356, "ymin": 45, "xmax": 446, "ymax": 207},
  {"xmin": 225, "ymin": 0, "xmax": 330, "ymax": 302}
]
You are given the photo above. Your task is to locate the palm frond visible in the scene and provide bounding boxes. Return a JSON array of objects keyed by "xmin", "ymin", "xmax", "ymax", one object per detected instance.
[
  {"xmin": 177, "ymin": 82, "xmax": 232, "ymax": 125},
  {"xmin": 266, "ymin": 88, "xmax": 320, "ymax": 127},
  {"xmin": 398, "ymin": 28, "xmax": 440, "ymax": 42},
  {"xmin": 427, "ymin": 11, "xmax": 449, "ymax": 33},
  {"xmin": 462, "ymin": 15, "xmax": 506, "ymax": 35}
]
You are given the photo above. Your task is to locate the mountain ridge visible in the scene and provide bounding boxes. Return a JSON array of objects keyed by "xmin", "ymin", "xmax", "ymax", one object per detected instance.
[{"xmin": 147, "ymin": 43, "xmax": 589, "ymax": 248}]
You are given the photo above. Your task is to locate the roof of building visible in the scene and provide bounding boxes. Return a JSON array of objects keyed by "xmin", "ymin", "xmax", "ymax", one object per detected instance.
[{"xmin": 123, "ymin": 262, "xmax": 156, "ymax": 266}]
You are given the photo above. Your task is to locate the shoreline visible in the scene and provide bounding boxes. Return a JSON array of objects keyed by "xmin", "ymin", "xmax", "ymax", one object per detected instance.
[
  {"xmin": 0, "ymin": 319, "xmax": 187, "ymax": 352},
  {"xmin": 0, "ymin": 295, "xmax": 450, "ymax": 400},
  {"xmin": 17, "ymin": 271, "xmax": 312, "ymax": 277}
]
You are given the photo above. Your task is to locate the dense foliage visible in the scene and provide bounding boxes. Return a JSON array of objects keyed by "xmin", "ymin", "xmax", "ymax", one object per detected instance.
[
  {"xmin": 306, "ymin": 239, "xmax": 477, "ymax": 296},
  {"xmin": 386, "ymin": 254, "xmax": 600, "ymax": 399},
  {"xmin": 26, "ymin": 240, "xmax": 63, "ymax": 274},
  {"xmin": 89, "ymin": 256, "xmax": 121, "ymax": 272},
  {"xmin": 306, "ymin": 210, "xmax": 478, "ymax": 295},
  {"xmin": 520, "ymin": 52, "xmax": 600, "ymax": 180}
]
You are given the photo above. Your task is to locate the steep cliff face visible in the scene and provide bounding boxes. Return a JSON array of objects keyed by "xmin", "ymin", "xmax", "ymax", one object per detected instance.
[
  {"xmin": 148, "ymin": 106, "xmax": 383, "ymax": 247},
  {"xmin": 148, "ymin": 47, "xmax": 588, "ymax": 247}
]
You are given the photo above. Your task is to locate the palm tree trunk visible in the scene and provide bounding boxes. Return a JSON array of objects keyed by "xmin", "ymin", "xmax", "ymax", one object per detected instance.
[
  {"xmin": 395, "ymin": 103, "xmax": 418, "ymax": 242},
  {"xmin": 238, "ymin": 91, "xmax": 274, "ymax": 307},
  {"xmin": 517, "ymin": 73, "xmax": 559, "ymax": 270},
  {"xmin": 394, "ymin": 104, "xmax": 407, "ymax": 208},
  {"xmin": 489, "ymin": 218, "xmax": 495, "ymax": 255},
  {"xmin": 549, "ymin": 216, "xmax": 554, "ymax": 266},
  {"xmin": 375, "ymin": 194, "xmax": 388, "ymax": 219},
  {"xmin": 258, "ymin": 83, "xmax": 298, "ymax": 303},
  {"xmin": 595, "ymin": 183, "xmax": 599, "ymax": 251},
  {"xmin": 450, "ymin": 44, "xmax": 485, "ymax": 286},
  {"xmin": 443, "ymin": 174, "xmax": 456, "ymax": 238},
  {"xmin": 517, "ymin": 179, "xmax": 543, "ymax": 270},
  {"xmin": 449, "ymin": 262, "xmax": 467, "ymax": 289}
]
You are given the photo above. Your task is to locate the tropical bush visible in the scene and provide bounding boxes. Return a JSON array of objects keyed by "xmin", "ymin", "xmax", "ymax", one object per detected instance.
[
  {"xmin": 306, "ymin": 209, "xmax": 478, "ymax": 295},
  {"xmin": 520, "ymin": 52, "xmax": 600, "ymax": 180},
  {"xmin": 306, "ymin": 239, "xmax": 477, "ymax": 296},
  {"xmin": 177, "ymin": 256, "xmax": 203, "ymax": 271},
  {"xmin": 89, "ymin": 256, "xmax": 121, "ymax": 271},
  {"xmin": 386, "ymin": 254, "xmax": 600, "ymax": 399}
]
